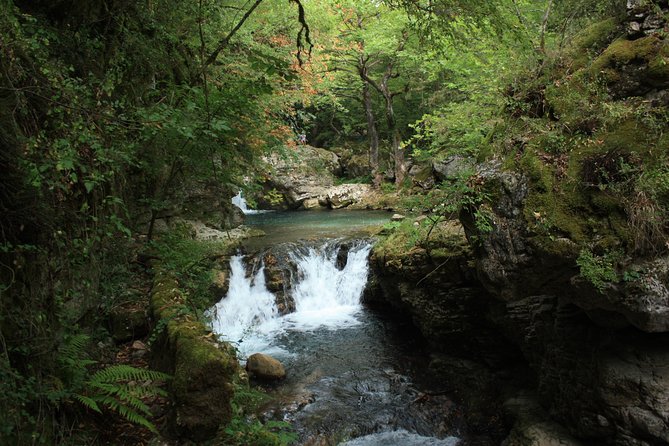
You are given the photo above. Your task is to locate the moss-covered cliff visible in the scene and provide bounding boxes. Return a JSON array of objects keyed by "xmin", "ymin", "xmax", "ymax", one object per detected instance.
[{"xmin": 369, "ymin": 2, "xmax": 669, "ymax": 445}]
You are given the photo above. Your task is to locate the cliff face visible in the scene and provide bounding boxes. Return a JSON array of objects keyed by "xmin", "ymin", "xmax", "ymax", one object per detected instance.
[{"xmin": 368, "ymin": 2, "xmax": 669, "ymax": 445}]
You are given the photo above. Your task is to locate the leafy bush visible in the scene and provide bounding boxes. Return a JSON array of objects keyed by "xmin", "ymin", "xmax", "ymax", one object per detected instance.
[{"xmin": 576, "ymin": 248, "xmax": 620, "ymax": 292}]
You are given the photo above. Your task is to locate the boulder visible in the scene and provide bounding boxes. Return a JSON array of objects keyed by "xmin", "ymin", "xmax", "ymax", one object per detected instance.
[
  {"xmin": 260, "ymin": 145, "xmax": 342, "ymax": 209},
  {"xmin": 432, "ymin": 156, "xmax": 474, "ymax": 183},
  {"xmin": 210, "ymin": 269, "xmax": 229, "ymax": 298},
  {"xmin": 568, "ymin": 255, "xmax": 669, "ymax": 332},
  {"xmin": 408, "ymin": 163, "xmax": 435, "ymax": 189},
  {"xmin": 326, "ymin": 184, "xmax": 372, "ymax": 209},
  {"xmin": 246, "ymin": 353, "xmax": 286, "ymax": 381},
  {"xmin": 343, "ymin": 153, "xmax": 371, "ymax": 178},
  {"xmin": 302, "ymin": 198, "xmax": 322, "ymax": 210},
  {"xmin": 391, "ymin": 213, "xmax": 405, "ymax": 221},
  {"xmin": 626, "ymin": 0, "xmax": 667, "ymax": 38},
  {"xmin": 502, "ymin": 391, "xmax": 584, "ymax": 446}
]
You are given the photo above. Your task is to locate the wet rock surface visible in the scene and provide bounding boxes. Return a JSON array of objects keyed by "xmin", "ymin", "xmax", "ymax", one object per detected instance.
[
  {"xmin": 370, "ymin": 157, "xmax": 669, "ymax": 444},
  {"xmin": 246, "ymin": 353, "xmax": 287, "ymax": 381}
]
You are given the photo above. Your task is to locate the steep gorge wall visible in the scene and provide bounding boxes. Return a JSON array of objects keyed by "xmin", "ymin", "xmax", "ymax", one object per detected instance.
[{"xmin": 367, "ymin": 2, "xmax": 669, "ymax": 444}]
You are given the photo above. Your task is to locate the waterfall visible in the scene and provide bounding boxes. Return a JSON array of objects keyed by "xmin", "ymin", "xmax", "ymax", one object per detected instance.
[
  {"xmin": 209, "ymin": 255, "xmax": 279, "ymax": 345},
  {"xmin": 232, "ymin": 190, "xmax": 267, "ymax": 215},
  {"xmin": 285, "ymin": 241, "xmax": 372, "ymax": 328},
  {"xmin": 208, "ymin": 240, "xmax": 373, "ymax": 357}
]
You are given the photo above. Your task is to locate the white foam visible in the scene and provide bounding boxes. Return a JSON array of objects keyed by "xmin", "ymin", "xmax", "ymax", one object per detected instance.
[
  {"xmin": 232, "ymin": 190, "xmax": 270, "ymax": 215},
  {"xmin": 340, "ymin": 429, "xmax": 460, "ymax": 446},
  {"xmin": 208, "ymin": 241, "xmax": 372, "ymax": 358}
]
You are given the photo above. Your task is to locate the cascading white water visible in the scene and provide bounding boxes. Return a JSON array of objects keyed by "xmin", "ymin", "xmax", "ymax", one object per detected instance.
[
  {"xmin": 284, "ymin": 241, "xmax": 372, "ymax": 329},
  {"xmin": 208, "ymin": 237, "xmax": 463, "ymax": 444},
  {"xmin": 208, "ymin": 240, "xmax": 372, "ymax": 358},
  {"xmin": 208, "ymin": 256, "xmax": 278, "ymax": 345},
  {"xmin": 232, "ymin": 191, "xmax": 267, "ymax": 215}
]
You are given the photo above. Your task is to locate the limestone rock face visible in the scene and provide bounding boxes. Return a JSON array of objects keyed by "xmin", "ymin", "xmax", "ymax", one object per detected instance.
[
  {"xmin": 408, "ymin": 162, "xmax": 435, "ymax": 189},
  {"xmin": 432, "ymin": 156, "xmax": 474, "ymax": 183},
  {"xmin": 502, "ymin": 391, "xmax": 584, "ymax": 446},
  {"xmin": 342, "ymin": 153, "xmax": 371, "ymax": 178},
  {"xmin": 371, "ymin": 158, "xmax": 669, "ymax": 444},
  {"xmin": 626, "ymin": 0, "xmax": 668, "ymax": 38},
  {"xmin": 260, "ymin": 145, "xmax": 340, "ymax": 209},
  {"xmin": 458, "ymin": 161, "xmax": 669, "ymax": 443},
  {"xmin": 569, "ymin": 256, "xmax": 669, "ymax": 332},
  {"xmin": 326, "ymin": 184, "xmax": 372, "ymax": 209},
  {"xmin": 460, "ymin": 161, "xmax": 550, "ymax": 301},
  {"xmin": 259, "ymin": 146, "xmax": 374, "ymax": 209},
  {"xmin": 246, "ymin": 353, "xmax": 286, "ymax": 380}
]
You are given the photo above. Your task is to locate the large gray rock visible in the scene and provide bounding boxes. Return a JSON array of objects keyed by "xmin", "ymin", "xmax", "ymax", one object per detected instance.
[
  {"xmin": 325, "ymin": 184, "xmax": 372, "ymax": 209},
  {"xmin": 626, "ymin": 0, "xmax": 667, "ymax": 38},
  {"xmin": 432, "ymin": 156, "xmax": 475, "ymax": 183},
  {"xmin": 408, "ymin": 162, "xmax": 435, "ymax": 189},
  {"xmin": 342, "ymin": 153, "xmax": 371, "ymax": 178},
  {"xmin": 369, "ymin": 157, "xmax": 669, "ymax": 445},
  {"xmin": 260, "ymin": 145, "xmax": 341, "ymax": 209},
  {"xmin": 569, "ymin": 256, "xmax": 669, "ymax": 332},
  {"xmin": 502, "ymin": 391, "xmax": 584, "ymax": 446}
]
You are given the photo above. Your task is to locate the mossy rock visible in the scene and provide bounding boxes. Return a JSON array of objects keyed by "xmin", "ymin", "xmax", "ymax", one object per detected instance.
[
  {"xmin": 569, "ymin": 17, "xmax": 622, "ymax": 70},
  {"xmin": 108, "ymin": 303, "xmax": 149, "ymax": 343},
  {"xmin": 516, "ymin": 147, "xmax": 632, "ymax": 253},
  {"xmin": 150, "ymin": 274, "xmax": 239, "ymax": 442},
  {"xmin": 544, "ymin": 75, "xmax": 603, "ymax": 134},
  {"xmin": 589, "ymin": 35, "xmax": 669, "ymax": 96}
]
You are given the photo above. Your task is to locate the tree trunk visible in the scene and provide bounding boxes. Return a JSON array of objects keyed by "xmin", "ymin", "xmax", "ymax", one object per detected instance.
[
  {"xmin": 381, "ymin": 85, "xmax": 404, "ymax": 186},
  {"xmin": 362, "ymin": 79, "xmax": 380, "ymax": 182}
]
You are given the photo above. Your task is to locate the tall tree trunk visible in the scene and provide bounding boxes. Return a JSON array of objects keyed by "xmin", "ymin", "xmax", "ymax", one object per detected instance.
[
  {"xmin": 381, "ymin": 89, "xmax": 404, "ymax": 186},
  {"xmin": 357, "ymin": 31, "xmax": 409, "ymax": 186},
  {"xmin": 360, "ymin": 69, "xmax": 380, "ymax": 186}
]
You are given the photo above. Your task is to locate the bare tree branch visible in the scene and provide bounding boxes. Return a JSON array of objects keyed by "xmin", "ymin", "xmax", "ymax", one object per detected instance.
[{"xmin": 204, "ymin": 0, "xmax": 264, "ymax": 67}]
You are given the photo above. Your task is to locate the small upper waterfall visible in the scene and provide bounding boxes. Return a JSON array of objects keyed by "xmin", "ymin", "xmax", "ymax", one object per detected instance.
[
  {"xmin": 232, "ymin": 190, "xmax": 267, "ymax": 215},
  {"xmin": 209, "ymin": 239, "xmax": 373, "ymax": 357}
]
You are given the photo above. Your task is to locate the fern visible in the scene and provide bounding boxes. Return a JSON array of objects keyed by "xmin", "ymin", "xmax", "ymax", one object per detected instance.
[{"xmin": 77, "ymin": 365, "xmax": 171, "ymax": 433}]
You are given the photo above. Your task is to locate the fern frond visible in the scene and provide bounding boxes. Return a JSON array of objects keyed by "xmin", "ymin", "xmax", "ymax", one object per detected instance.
[
  {"xmin": 74, "ymin": 394, "xmax": 102, "ymax": 413},
  {"xmin": 89, "ymin": 364, "xmax": 170, "ymax": 385},
  {"xmin": 81, "ymin": 364, "xmax": 171, "ymax": 434},
  {"xmin": 94, "ymin": 395, "xmax": 157, "ymax": 433}
]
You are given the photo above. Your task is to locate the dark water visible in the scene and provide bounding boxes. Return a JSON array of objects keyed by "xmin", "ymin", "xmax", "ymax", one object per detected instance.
[{"xmin": 260, "ymin": 311, "xmax": 464, "ymax": 445}]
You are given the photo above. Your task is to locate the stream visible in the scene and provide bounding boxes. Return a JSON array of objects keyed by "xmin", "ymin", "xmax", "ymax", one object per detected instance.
[{"xmin": 208, "ymin": 200, "xmax": 471, "ymax": 445}]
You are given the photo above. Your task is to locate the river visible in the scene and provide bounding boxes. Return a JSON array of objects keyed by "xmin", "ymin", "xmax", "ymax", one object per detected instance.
[{"xmin": 208, "ymin": 202, "xmax": 492, "ymax": 445}]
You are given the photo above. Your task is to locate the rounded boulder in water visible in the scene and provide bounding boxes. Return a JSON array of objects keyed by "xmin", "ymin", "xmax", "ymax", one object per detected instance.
[{"xmin": 246, "ymin": 353, "xmax": 286, "ymax": 381}]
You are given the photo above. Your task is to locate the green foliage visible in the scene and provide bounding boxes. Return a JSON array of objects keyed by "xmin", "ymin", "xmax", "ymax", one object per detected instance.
[
  {"xmin": 264, "ymin": 188, "xmax": 288, "ymax": 208},
  {"xmin": 77, "ymin": 365, "xmax": 170, "ymax": 434},
  {"xmin": 217, "ymin": 383, "xmax": 297, "ymax": 446},
  {"xmin": 149, "ymin": 227, "xmax": 236, "ymax": 318},
  {"xmin": 576, "ymin": 248, "xmax": 621, "ymax": 292}
]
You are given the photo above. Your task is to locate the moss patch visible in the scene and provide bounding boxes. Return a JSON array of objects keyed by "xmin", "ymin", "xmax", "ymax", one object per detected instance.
[
  {"xmin": 150, "ymin": 274, "xmax": 239, "ymax": 442},
  {"xmin": 589, "ymin": 35, "xmax": 669, "ymax": 89},
  {"xmin": 569, "ymin": 17, "xmax": 622, "ymax": 70},
  {"xmin": 374, "ymin": 218, "xmax": 470, "ymax": 265}
]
